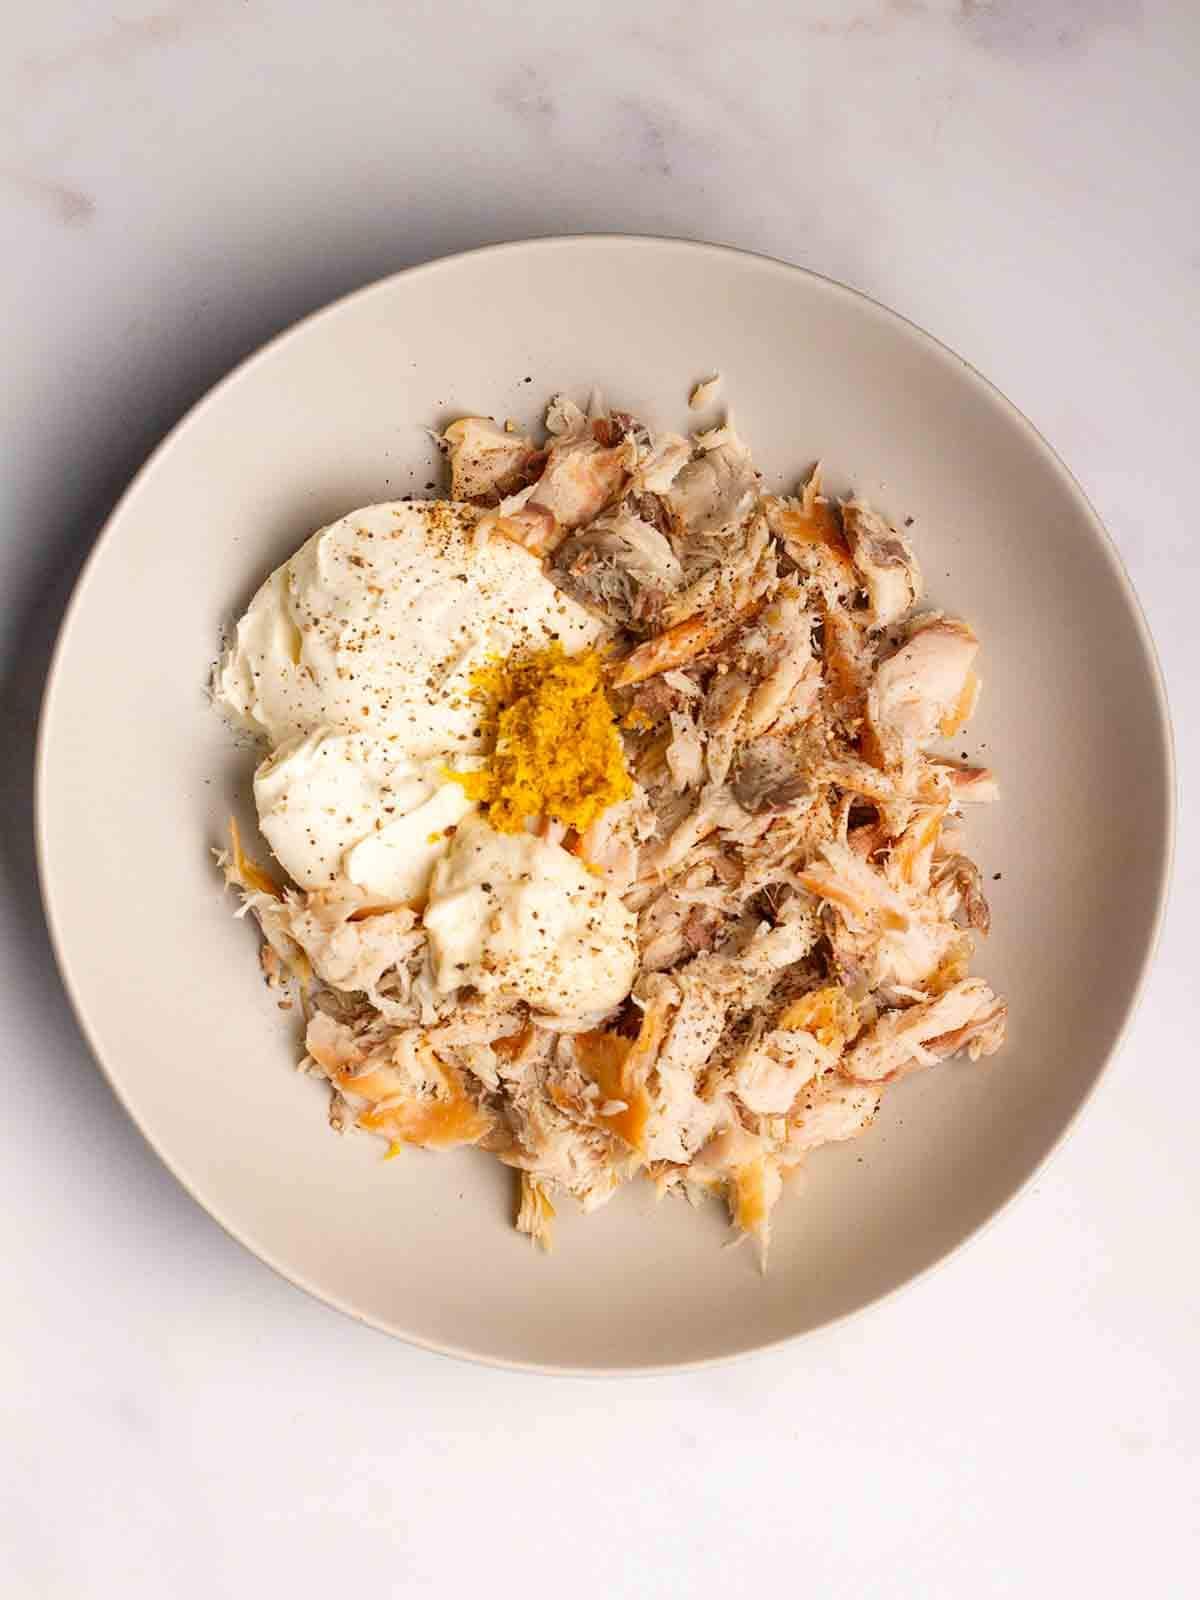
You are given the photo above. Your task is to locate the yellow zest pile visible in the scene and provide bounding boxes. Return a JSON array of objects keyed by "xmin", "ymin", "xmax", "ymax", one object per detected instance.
[{"xmin": 455, "ymin": 644, "xmax": 632, "ymax": 834}]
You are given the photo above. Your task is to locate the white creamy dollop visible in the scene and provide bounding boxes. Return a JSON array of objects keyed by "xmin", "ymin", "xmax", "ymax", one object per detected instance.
[
  {"xmin": 215, "ymin": 500, "xmax": 601, "ymax": 753},
  {"xmin": 253, "ymin": 730, "xmax": 476, "ymax": 903},
  {"xmin": 422, "ymin": 818, "xmax": 637, "ymax": 1021}
]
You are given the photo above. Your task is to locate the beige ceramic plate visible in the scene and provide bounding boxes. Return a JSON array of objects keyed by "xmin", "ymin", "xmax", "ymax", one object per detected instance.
[{"xmin": 37, "ymin": 237, "xmax": 1172, "ymax": 1373}]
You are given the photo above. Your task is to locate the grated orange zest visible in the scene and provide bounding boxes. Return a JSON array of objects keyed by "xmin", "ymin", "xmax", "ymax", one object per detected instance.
[{"xmin": 452, "ymin": 644, "xmax": 631, "ymax": 833}]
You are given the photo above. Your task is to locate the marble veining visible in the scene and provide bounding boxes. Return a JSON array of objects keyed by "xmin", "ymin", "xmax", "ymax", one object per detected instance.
[
  {"xmin": 1, "ymin": 165, "xmax": 95, "ymax": 225},
  {"xmin": 959, "ymin": 0, "xmax": 1144, "ymax": 59},
  {"xmin": 22, "ymin": 0, "xmax": 244, "ymax": 83}
]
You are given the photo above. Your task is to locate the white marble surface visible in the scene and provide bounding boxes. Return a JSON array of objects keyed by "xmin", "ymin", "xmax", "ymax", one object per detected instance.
[{"xmin": 2, "ymin": 2, "xmax": 1197, "ymax": 1594}]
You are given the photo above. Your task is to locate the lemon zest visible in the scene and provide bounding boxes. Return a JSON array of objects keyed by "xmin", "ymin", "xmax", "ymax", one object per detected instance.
[{"xmin": 452, "ymin": 645, "xmax": 631, "ymax": 834}]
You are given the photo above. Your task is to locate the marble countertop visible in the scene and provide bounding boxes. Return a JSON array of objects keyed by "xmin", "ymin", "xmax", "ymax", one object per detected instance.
[{"xmin": 2, "ymin": 3, "xmax": 1196, "ymax": 1595}]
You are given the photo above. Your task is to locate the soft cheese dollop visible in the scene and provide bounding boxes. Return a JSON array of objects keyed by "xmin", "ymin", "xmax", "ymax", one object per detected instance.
[
  {"xmin": 215, "ymin": 500, "xmax": 602, "ymax": 753},
  {"xmin": 422, "ymin": 818, "xmax": 637, "ymax": 1020},
  {"xmin": 253, "ymin": 730, "xmax": 477, "ymax": 903}
]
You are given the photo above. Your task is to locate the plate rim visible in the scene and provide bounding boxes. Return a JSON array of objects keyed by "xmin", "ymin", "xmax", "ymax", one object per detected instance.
[{"xmin": 34, "ymin": 233, "xmax": 1177, "ymax": 1375}]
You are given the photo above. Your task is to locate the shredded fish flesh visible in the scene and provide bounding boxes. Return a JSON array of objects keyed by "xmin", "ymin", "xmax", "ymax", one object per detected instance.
[{"xmin": 217, "ymin": 384, "xmax": 1006, "ymax": 1267}]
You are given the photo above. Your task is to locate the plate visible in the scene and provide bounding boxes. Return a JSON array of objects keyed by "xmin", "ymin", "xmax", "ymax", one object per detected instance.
[{"xmin": 37, "ymin": 237, "xmax": 1173, "ymax": 1373}]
